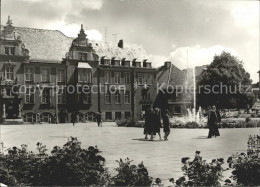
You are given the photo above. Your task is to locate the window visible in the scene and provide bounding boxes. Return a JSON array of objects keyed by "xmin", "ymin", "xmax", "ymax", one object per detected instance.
[
  {"xmin": 136, "ymin": 62, "xmax": 141, "ymax": 67},
  {"xmin": 146, "ymin": 63, "xmax": 151, "ymax": 68},
  {"xmin": 41, "ymin": 68, "xmax": 50, "ymax": 82},
  {"xmin": 124, "ymin": 72, "xmax": 130, "ymax": 84},
  {"xmin": 142, "ymin": 90, "xmax": 150, "ymax": 101},
  {"xmin": 105, "ymin": 112, "xmax": 112, "ymax": 120},
  {"xmin": 125, "ymin": 111, "xmax": 131, "ymax": 119},
  {"xmin": 105, "ymin": 90, "xmax": 111, "ymax": 104},
  {"xmin": 114, "ymin": 72, "xmax": 121, "ymax": 84},
  {"xmin": 85, "ymin": 112, "xmax": 95, "ymax": 121},
  {"xmin": 83, "ymin": 93, "xmax": 91, "ymax": 104},
  {"xmin": 114, "ymin": 60, "xmax": 120, "ymax": 66},
  {"xmin": 58, "ymin": 88, "xmax": 66, "ymax": 104},
  {"xmin": 104, "ymin": 59, "xmax": 110, "ymax": 65},
  {"xmin": 57, "ymin": 69, "xmax": 65, "ymax": 83},
  {"xmin": 25, "ymin": 67, "xmax": 34, "ymax": 81},
  {"xmin": 115, "ymin": 112, "xmax": 121, "ymax": 120},
  {"xmin": 5, "ymin": 66, "xmax": 14, "ymax": 80},
  {"xmin": 125, "ymin": 61, "xmax": 130, "ymax": 66},
  {"xmin": 137, "ymin": 73, "xmax": 143, "ymax": 84},
  {"xmin": 10, "ymin": 47, "xmax": 15, "ymax": 55},
  {"xmin": 104, "ymin": 71, "xmax": 111, "ymax": 84},
  {"xmin": 24, "ymin": 113, "xmax": 36, "ymax": 123},
  {"xmin": 175, "ymin": 106, "xmax": 181, "ymax": 114},
  {"xmin": 124, "ymin": 91, "xmax": 130, "ymax": 104},
  {"xmin": 5, "ymin": 47, "xmax": 9, "ymax": 55},
  {"xmin": 41, "ymin": 113, "xmax": 52, "ymax": 123},
  {"xmin": 41, "ymin": 88, "xmax": 51, "ymax": 104},
  {"xmin": 25, "ymin": 87, "xmax": 35, "ymax": 104},
  {"xmin": 79, "ymin": 52, "xmax": 88, "ymax": 60},
  {"xmin": 114, "ymin": 91, "xmax": 121, "ymax": 104}
]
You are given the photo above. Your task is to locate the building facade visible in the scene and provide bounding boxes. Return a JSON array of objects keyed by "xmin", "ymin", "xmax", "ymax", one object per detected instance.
[{"xmin": 0, "ymin": 17, "xmax": 158, "ymax": 124}]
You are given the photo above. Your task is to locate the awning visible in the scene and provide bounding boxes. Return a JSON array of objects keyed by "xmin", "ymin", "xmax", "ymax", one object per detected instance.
[{"xmin": 77, "ymin": 62, "xmax": 91, "ymax": 69}]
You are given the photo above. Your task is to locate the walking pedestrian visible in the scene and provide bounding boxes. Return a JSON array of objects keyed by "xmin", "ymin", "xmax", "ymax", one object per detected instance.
[
  {"xmin": 71, "ymin": 112, "xmax": 76, "ymax": 126},
  {"xmin": 151, "ymin": 108, "xmax": 162, "ymax": 141},
  {"xmin": 208, "ymin": 106, "xmax": 220, "ymax": 138},
  {"xmin": 212, "ymin": 106, "xmax": 220, "ymax": 137},
  {"xmin": 144, "ymin": 108, "xmax": 153, "ymax": 139},
  {"xmin": 96, "ymin": 112, "xmax": 102, "ymax": 127},
  {"xmin": 162, "ymin": 109, "xmax": 170, "ymax": 141}
]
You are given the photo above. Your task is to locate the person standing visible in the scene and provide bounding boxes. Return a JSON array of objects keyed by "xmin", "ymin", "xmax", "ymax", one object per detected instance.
[
  {"xmin": 151, "ymin": 108, "xmax": 162, "ymax": 141},
  {"xmin": 71, "ymin": 112, "xmax": 76, "ymax": 126},
  {"xmin": 213, "ymin": 106, "xmax": 220, "ymax": 137},
  {"xmin": 96, "ymin": 112, "xmax": 102, "ymax": 127},
  {"xmin": 144, "ymin": 108, "xmax": 153, "ymax": 139},
  {"xmin": 207, "ymin": 106, "xmax": 213, "ymax": 138},
  {"xmin": 208, "ymin": 106, "xmax": 219, "ymax": 138},
  {"xmin": 162, "ymin": 110, "xmax": 170, "ymax": 141}
]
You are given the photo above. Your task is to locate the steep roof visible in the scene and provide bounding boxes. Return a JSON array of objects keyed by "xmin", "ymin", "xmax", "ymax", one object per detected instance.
[
  {"xmin": 157, "ymin": 64, "xmax": 207, "ymax": 88},
  {"xmin": 14, "ymin": 27, "xmax": 73, "ymax": 62},
  {"xmin": 10, "ymin": 26, "xmax": 148, "ymax": 62}
]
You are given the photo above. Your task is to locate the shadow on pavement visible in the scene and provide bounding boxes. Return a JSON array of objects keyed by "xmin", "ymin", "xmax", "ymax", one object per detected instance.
[
  {"xmin": 132, "ymin": 138, "xmax": 164, "ymax": 142},
  {"xmin": 192, "ymin": 136, "xmax": 209, "ymax": 139}
]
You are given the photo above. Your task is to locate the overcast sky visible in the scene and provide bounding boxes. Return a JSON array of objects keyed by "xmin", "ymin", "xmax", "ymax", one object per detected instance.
[{"xmin": 1, "ymin": 0, "xmax": 259, "ymax": 82}]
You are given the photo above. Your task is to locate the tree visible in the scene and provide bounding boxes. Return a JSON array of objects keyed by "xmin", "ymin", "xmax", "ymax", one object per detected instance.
[{"xmin": 197, "ymin": 51, "xmax": 253, "ymax": 109}]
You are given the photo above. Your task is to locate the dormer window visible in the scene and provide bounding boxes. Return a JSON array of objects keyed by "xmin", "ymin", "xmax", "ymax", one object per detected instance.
[
  {"xmin": 146, "ymin": 63, "xmax": 151, "ymax": 68},
  {"xmin": 136, "ymin": 62, "xmax": 141, "ymax": 67},
  {"xmin": 114, "ymin": 60, "xmax": 120, "ymax": 66},
  {"xmin": 101, "ymin": 56, "xmax": 110, "ymax": 65},
  {"xmin": 104, "ymin": 59, "xmax": 110, "ymax": 65},
  {"xmin": 79, "ymin": 52, "xmax": 88, "ymax": 60}
]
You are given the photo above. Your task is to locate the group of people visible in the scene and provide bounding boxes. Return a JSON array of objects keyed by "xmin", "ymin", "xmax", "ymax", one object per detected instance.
[
  {"xmin": 143, "ymin": 108, "xmax": 170, "ymax": 141},
  {"xmin": 207, "ymin": 105, "xmax": 221, "ymax": 138}
]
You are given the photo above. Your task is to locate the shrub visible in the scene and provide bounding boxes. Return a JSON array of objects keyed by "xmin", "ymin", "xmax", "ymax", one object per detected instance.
[
  {"xmin": 245, "ymin": 117, "xmax": 251, "ymax": 122},
  {"xmin": 116, "ymin": 119, "xmax": 128, "ymax": 127},
  {"xmin": 176, "ymin": 151, "xmax": 224, "ymax": 186},
  {"xmin": 116, "ymin": 118, "xmax": 143, "ymax": 127},
  {"xmin": 111, "ymin": 158, "xmax": 152, "ymax": 186},
  {"xmin": 227, "ymin": 135, "xmax": 260, "ymax": 186},
  {"xmin": 0, "ymin": 137, "xmax": 110, "ymax": 186},
  {"xmin": 227, "ymin": 153, "xmax": 260, "ymax": 186}
]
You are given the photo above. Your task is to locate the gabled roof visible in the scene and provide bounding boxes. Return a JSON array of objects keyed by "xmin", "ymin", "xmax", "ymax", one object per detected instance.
[
  {"xmin": 157, "ymin": 64, "xmax": 207, "ymax": 88},
  {"xmin": 2, "ymin": 26, "xmax": 148, "ymax": 62},
  {"xmin": 14, "ymin": 27, "xmax": 73, "ymax": 62}
]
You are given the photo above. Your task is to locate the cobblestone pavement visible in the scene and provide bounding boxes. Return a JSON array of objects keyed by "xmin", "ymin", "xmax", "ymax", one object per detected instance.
[{"xmin": 1, "ymin": 123, "xmax": 259, "ymax": 183}]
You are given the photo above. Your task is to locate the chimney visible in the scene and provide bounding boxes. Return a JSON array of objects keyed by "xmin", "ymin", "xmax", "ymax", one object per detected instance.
[
  {"xmin": 164, "ymin": 61, "xmax": 171, "ymax": 69},
  {"xmin": 118, "ymin": 39, "xmax": 123, "ymax": 48}
]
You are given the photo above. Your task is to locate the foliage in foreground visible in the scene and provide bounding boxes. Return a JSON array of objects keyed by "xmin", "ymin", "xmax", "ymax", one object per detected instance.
[
  {"xmin": 227, "ymin": 153, "xmax": 260, "ymax": 186},
  {"xmin": 111, "ymin": 158, "xmax": 153, "ymax": 186},
  {"xmin": 1, "ymin": 136, "xmax": 260, "ymax": 186},
  {"xmin": 176, "ymin": 151, "xmax": 224, "ymax": 186},
  {"xmin": 0, "ymin": 137, "xmax": 110, "ymax": 186}
]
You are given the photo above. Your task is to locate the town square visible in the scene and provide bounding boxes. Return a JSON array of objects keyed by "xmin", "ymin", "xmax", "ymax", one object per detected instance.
[{"xmin": 0, "ymin": 0, "xmax": 259, "ymax": 186}]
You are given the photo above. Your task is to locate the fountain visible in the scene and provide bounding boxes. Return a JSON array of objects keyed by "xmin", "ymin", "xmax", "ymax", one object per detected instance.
[{"xmin": 169, "ymin": 48, "xmax": 207, "ymax": 127}]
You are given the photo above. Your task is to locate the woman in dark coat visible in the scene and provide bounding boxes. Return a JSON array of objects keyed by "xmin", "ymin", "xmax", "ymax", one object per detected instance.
[
  {"xmin": 71, "ymin": 112, "xmax": 77, "ymax": 126},
  {"xmin": 213, "ymin": 106, "xmax": 220, "ymax": 137},
  {"xmin": 144, "ymin": 108, "xmax": 153, "ymax": 139},
  {"xmin": 208, "ymin": 106, "xmax": 220, "ymax": 138},
  {"xmin": 150, "ymin": 108, "xmax": 162, "ymax": 141}
]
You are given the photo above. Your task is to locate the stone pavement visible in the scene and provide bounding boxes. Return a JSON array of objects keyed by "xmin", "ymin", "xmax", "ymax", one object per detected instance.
[{"xmin": 1, "ymin": 122, "xmax": 259, "ymax": 183}]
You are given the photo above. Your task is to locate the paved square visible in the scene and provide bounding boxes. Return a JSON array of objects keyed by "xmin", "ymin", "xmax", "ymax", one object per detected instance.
[{"xmin": 1, "ymin": 123, "xmax": 259, "ymax": 182}]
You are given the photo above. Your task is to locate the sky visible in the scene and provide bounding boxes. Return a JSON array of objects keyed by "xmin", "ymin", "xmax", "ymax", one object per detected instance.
[{"xmin": 1, "ymin": 0, "xmax": 259, "ymax": 82}]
